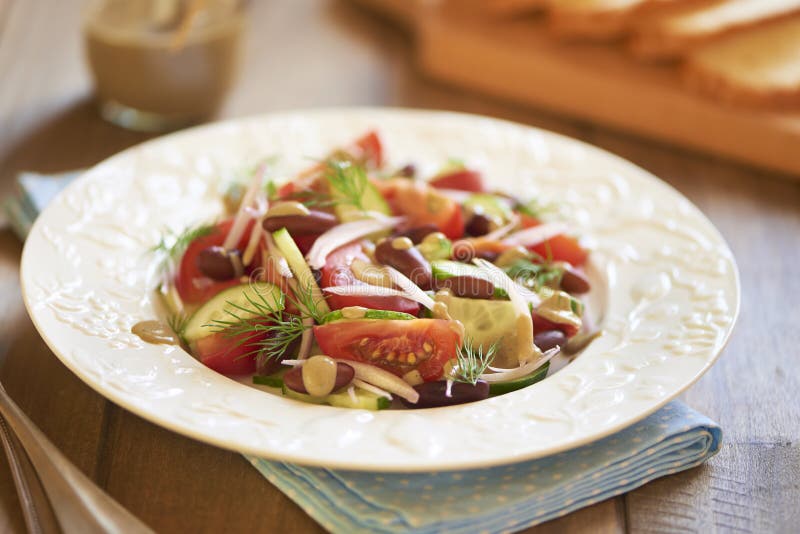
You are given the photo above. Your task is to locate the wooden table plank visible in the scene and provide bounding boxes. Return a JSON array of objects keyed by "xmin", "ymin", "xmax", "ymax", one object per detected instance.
[{"xmin": 0, "ymin": 1, "xmax": 797, "ymax": 533}]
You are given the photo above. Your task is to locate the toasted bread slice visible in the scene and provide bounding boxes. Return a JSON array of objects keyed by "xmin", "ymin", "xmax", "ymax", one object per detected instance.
[
  {"xmin": 683, "ymin": 15, "xmax": 800, "ymax": 107},
  {"xmin": 548, "ymin": 0, "xmax": 714, "ymax": 40},
  {"xmin": 632, "ymin": 0, "xmax": 800, "ymax": 60}
]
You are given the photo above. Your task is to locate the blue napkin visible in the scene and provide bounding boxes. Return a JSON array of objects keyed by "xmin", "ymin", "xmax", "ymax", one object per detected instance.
[
  {"xmin": 6, "ymin": 172, "xmax": 722, "ymax": 533},
  {"xmin": 248, "ymin": 401, "xmax": 720, "ymax": 534}
]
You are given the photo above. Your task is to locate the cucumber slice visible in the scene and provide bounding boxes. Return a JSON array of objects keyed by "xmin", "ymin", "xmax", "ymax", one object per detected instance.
[
  {"xmin": 183, "ymin": 283, "xmax": 282, "ymax": 343},
  {"xmin": 488, "ymin": 362, "xmax": 549, "ymax": 396},
  {"xmin": 464, "ymin": 193, "xmax": 513, "ymax": 223},
  {"xmin": 272, "ymin": 227, "xmax": 331, "ymax": 316},
  {"xmin": 282, "ymin": 384, "xmax": 391, "ymax": 410},
  {"xmin": 253, "ymin": 373, "xmax": 285, "ymax": 388},
  {"xmin": 434, "ymin": 292, "xmax": 521, "ymax": 369},
  {"xmin": 322, "ymin": 307, "xmax": 415, "ymax": 324},
  {"xmin": 431, "ymin": 260, "xmax": 507, "ymax": 297},
  {"xmin": 333, "ymin": 180, "xmax": 391, "ymax": 222}
]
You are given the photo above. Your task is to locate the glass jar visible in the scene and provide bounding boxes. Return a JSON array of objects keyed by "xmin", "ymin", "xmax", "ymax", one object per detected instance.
[{"xmin": 83, "ymin": 0, "xmax": 245, "ymax": 132}]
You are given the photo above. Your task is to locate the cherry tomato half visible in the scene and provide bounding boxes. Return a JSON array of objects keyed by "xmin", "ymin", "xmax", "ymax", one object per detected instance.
[
  {"xmin": 175, "ymin": 218, "xmax": 256, "ymax": 304},
  {"xmin": 376, "ymin": 179, "xmax": 464, "ymax": 239},
  {"xmin": 429, "ymin": 169, "xmax": 485, "ymax": 193},
  {"xmin": 193, "ymin": 331, "xmax": 264, "ymax": 376},
  {"xmin": 519, "ymin": 214, "xmax": 588, "ymax": 267},
  {"xmin": 320, "ymin": 242, "xmax": 420, "ymax": 315},
  {"xmin": 314, "ymin": 318, "xmax": 461, "ymax": 381}
]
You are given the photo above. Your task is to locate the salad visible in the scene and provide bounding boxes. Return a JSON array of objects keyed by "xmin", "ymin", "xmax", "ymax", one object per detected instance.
[{"xmin": 141, "ymin": 131, "xmax": 596, "ymax": 410}]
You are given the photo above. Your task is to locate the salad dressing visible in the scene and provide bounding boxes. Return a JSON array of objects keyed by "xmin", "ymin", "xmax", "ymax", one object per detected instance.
[
  {"xmin": 302, "ymin": 355, "xmax": 339, "ymax": 397},
  {"xmin": 131, "ymin": 320, "xmax": 179, "ymax": 345}
]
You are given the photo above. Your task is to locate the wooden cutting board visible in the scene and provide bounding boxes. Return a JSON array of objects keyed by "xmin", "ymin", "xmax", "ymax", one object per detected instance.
[{"xmin": 352, "ymin": 0, "xmax": 800, "ymax": 179}]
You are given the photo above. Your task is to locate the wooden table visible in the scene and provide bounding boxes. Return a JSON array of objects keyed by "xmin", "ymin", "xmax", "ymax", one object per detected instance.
[{"xmin": 0, "ymin": 1, "xmax": 797, "ymax": 532}]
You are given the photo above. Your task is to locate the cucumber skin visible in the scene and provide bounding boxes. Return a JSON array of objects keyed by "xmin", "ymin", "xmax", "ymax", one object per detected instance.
[
  {"xmin": 322, "ymin": 309, "xmax": 415, "ymax": 323},
  {"xmin": 488, "ymin": 362, "xmax": 550, "ymax": 396},
  {"xmin": 182, "ymin": 283, "xmax": 282, "ymax": 343},
  {"xmin": 431, "ymin": 260, "xmax": 508, "ymax": 298},
  {"xmin": 282, "ymin": 385, "xmax": 390, "ymax": 410},
  {"xmin": 253, "ymin": 375, "xmax": 284, "ymax": 388}
]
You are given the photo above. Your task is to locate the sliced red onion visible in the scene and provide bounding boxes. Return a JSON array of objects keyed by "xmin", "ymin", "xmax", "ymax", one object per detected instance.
[
  {"xmin": 242, "ymin": 221, "xmax": 264, "ymax": 267},
  {"xmin": 323, "ymin": 285, "xmax": 408, "ymax": 298},
  {"xmin": 481, "ymin": 213, "xmax": 519, "ymax": 242},
  {"xmin": 503, "ymin": 222, "xmax": 568, "ymax": 248},
  {"xmin": 345, "ymin": 361, "xmax": 420, "ymax": 404},
  {"xmin": 297, "ymin": 317, "xmax": 315, "ymax": 360},
  {"xmin": 306, "ymin": 216, "xmax": 404, "ymax": 270},
  {"xmin": 352, "ymin": 378, "xmax": 393, "ymax": 400},
  {"xmin": 432, "ymin": 188, "xmax": 473, "ymax": 203},
  {"xmin": 224, "ymin": 164, "xmax": 268, "ymax": 250},
  {"xmin": 481, "ymin": 348, "xmax": 559, "ymax": 383},
  {"xmin": 473, "ymin": 259, "xmax": 528, "ymax": 318},
  {"xmin": 383, "ymin": 266, "xmax": 436, "ymax": 311}
]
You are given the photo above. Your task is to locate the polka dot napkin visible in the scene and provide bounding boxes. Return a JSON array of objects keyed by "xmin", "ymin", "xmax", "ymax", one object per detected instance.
[
  {"xmin": 247, "ymin": 401, "xmax": 721, "ymax": 534},
  {"xmin": 5, "ymin": 173, "xmax": 722, "ymax": 533}
]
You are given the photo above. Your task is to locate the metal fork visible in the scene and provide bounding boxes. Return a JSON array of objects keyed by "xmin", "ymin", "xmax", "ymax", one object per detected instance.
[{"xmin": 0, "ymin": 371, "xmax": 153, "ymax": 533}]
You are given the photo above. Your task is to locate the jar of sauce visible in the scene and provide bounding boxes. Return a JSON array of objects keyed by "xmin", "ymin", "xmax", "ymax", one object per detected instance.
[{"xmin": 83, "ymin": 0, "xmax": 244, "ymax": 131}]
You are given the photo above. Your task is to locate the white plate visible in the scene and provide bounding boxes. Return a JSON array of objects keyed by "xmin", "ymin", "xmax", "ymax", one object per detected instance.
[{"xmin": 21, "ymin": 108, "xmax": 739, "ymax": 472}]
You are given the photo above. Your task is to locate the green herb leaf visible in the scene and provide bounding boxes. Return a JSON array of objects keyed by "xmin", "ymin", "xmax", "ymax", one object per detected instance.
[
  {"xmin": 505, "ymin": 258, "xmax": 564, "ymax": 292},
  {"xmin": 325, "ymin": 159, "xmax": 368, "ymax": 211},
  {"xmin": 450, "ymin": 337, "xmax": 498, "ymax": 385},
  {"xmin": 151, "ymin": 222, "xmax": 216, "ymax": 275}
]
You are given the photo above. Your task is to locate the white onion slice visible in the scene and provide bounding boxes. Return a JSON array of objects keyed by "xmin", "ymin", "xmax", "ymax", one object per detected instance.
[
  {"xmin": 281, "ymin": 359, "xmax": 305, "ymax": 367},
  {"xmin": 242, "ymin": 218, "xmax": 264, "ymax": 267},
  {"xmin": 345, "ymin": 361, "xmax": 420, "ymax": 404},
  {"xmin": 351, "ymin": 378, "xmax": 393, "ymax": 400},
  {"xmin": 473, "ymin": 259, "xmax": 528, "ymax": 318},
  {"xmin": 432, "ymin": 188, "xmax": 473, "ymax": 203},
  {"xmin": 347, "ymin": 385, "xmax": 357, "ymax": 403},
  {"xmin": 481, "ymin": 348, "xmax": 559, "ymax": 383},
  {"xmin": 503, "ymin": 222, "xmax": 568, "ymax": 248},
  {"xmin": 323, "ymin": 285, "xmax": 407, "ymax": 298},
  {"xmin": 224, "ymin": 164, "xmax": 267, "ymax": 250},
  {"xmin": 306, "ymin": 216, "xmax": 404, "ymax": 269},
  {"xmin": 383, "ymin": 266, "xmax": 436, "ymax": 311},
  {"xmin": 297, "ymin": 317, "xmax": 315, "ymax": 360},
  {"xmin": 481, "ymin": 213, "xmax": 519, "ymax": 242}
]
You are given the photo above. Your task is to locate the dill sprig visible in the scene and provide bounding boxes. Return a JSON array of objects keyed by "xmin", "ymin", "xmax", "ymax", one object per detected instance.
[
  {"xmin": 151, "ymin": 222, "xmax": 216, "ymax": 274},
  {"xmin": 325, "ymin": 159, "xmax": 368, "ymax": 211},
  {"xmin": 167, "ymin": 312, "xmax": 190, "ymax": 347},
  {"xmin": 281, "ymin": 188, "xmax": 337, "ymax": 208},
  {"xmin": 450, "ymin": 338, "xmax": 498, "ymax": 385},
  {"xmin": 505, "ymin": 256, "xmax": 564, "ymax": 292},
  {"xmin": 205, "ymin": 288, "xmax": 310, "ymax": 366},
  {"xmin": 289, "ymin": 280, "xmax": 327, "ymax": 324}
]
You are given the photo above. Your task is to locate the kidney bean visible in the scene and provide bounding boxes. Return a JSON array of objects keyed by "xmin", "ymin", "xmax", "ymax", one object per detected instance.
[
  {"xmin": 283, "ymin": 362, "xmax": 355, "ymax": 395},
  {"xmin": 396, "ymin": 163, "xmax": 416, "ymax": 178},
  {"xmin": 560, "ymin": 267, "xmax": 591, "ymax": 294},
  {"xmin": 465, "ymin": 213, "xmax": 493, "ymax": 237},
  {"xmin": 475, "ymin": 250, "xmax": 499, "ymax": 262},
  {"xmin": 398, "ymin": 224, "xmax": 439, "ymax": 244},
  {"xmin": 196, "ymin": 246, "xmax": 242, "ymax": 281},
  {"xmin": 435, "ymin": 276, "xmax": 495, "ymax": 299},
  {"xmin": 262, "ymin": 210, "xmax": 337, "ymax": 235},
  {"xmin": 401, "ymin": 380, "xmax": 490, "ymax": 408},
  {"xmin": 534, "ymin": 330, "xmax": 567, "ymax": 352},
  {"xmin": 375, "ymin": 239, "xmax": 433, "ymax": 290}
]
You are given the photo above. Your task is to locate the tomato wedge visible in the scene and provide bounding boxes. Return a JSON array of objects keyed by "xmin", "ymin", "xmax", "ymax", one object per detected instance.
[
  {"xmin": 314, "ymin": 319, "xmax": 461, "ymax": 381},
  {"xmin": 351, "ymin": 130, "xmax": 383, "ymax": 169},
  {"xmin": 376, "ymin": 179, "xmax": 464, "ymax": 239},
  {"xmin": 429, "ymin": 169, "xmax": 485, "ymax": 193},
  {"xmin": 193, "ymin": 331, "xmax": 263, "ymax": 376},
  {"xmin": 519, "ymin": 214, "xmax": 588, "ymax": 267},
  {"xmin": 533, "ymin": 312, "xmax": 580, "ymax": 338},
  {"xmin": 175, "ymin": 218, "xmax": 257, "ymax": 304},
  {"xmin": 320, "ymin": 242, "xmax": 420, "ymax": 315}
]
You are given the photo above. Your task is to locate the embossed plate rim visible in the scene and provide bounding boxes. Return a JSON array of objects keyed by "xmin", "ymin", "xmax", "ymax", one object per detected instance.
[{"xmin": 20, "ymin": 108, "xmax": 740, "ymax": 471}]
